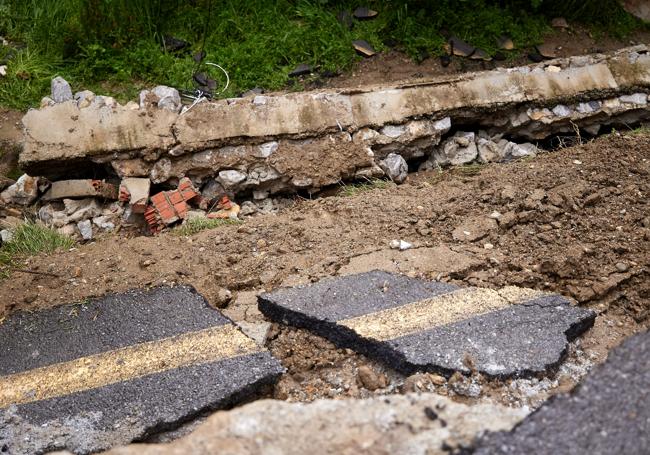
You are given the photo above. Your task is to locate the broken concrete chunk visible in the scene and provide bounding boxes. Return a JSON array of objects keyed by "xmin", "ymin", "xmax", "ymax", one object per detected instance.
[
  {"xmin": 379, "ymin": 153, "xmax": 408, "ymax": 183},
  {"xmin": 119, "ymin": 178, "xmax": 151, "ymax": 213},
  {"xmin": 259, "ymin": 271, "xmax": 595, "ymax": 377},
  {"xmin": 92, "ymin": 215, "xmax": 115, "ymax": 231},
  {"xmin": 74, "ymin": 90, "xmax": 95, "ymax": 108},
  {"xmin": 473, "ymin": 330, "xmax": 650, "ymax": 454},
  {"xmin": 42, "ymin": 179, "xmax": 118, "ymax": 201},
  {"xmin": 0, "ymin": 174, "xmax": 39, "ymax": 206},
  {"xmin": 434, "ymin": 131, "xmax": 478, "ymax": 166},
  {"xmin": 112, "ymin": 159, "xmax": 152, "ymax": 178},
  {"xmin": 63, "ymin": 198, "xmax": 103, "ymax": 223},
  {"xmin": 152, "ymin": 85, "xmax": 182, "ymax": 112},
  {"xmin": 76, "ymin": 219, "xmax": 93, "ymax": 240},
  {"xmin": 50, "ymin": 76, "xmax": 72, "ymax": 103},
  {"xmin": 217, "ymin": 170, "xmax": 247, "ymax": 189},
  {"xmin": 150, "ymin": 158, "xmax": 173, "ymax": 184},
  {"xmin": 619, "ymin": 92, "xmax": 648, "ymax": 105},
  {"xmin": 0, "ymin": 286, "xmax": 284, "ymax": 455}
]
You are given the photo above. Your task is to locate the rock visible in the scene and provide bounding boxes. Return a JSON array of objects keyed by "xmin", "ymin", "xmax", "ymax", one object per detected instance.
[
  {"xmin": 213, "ymin": 287, "xmax": 233, "ymax": 308},
  {"xmin": 239, "ymin": 201, "xmax": 257, "ymax": 217},
  {"xmin": 118, "ymin": 178, "xmax": 151, "ymax": 213},
  {"xmin": 551, "ymin": 17, "xmax": 569, "ymax": 28},
  {"xmin": 111, "ymin": 159, "xmax": 151, "ymax": 178},
  {"xmin": 452, "ymin": 217, "xmax": 497, "ymax": 242},
  {"xmin": 217, "ymin": 170, "xmax": 247, "ymax": 189},
  {"xmin": 76, "ymin": 219, "xmax": 93, "ymax": 240},
  {"xmin": 236, "ymin": 321, "xmax": 271, "ymax": 345},
  {"xmin": 0, "ymin": 229, "xmax": 13, "ymax": 243},
  {"xmin": 92, "ymin": 216, "xmax": 115, "ymax": 231},
  {"xmin": 619, "ymin": 93, "xmax": 648, "ymax": 105},
  {"xmin": 352, "ymin": 40, "xmax": 376, "ymax": 57},
  {"xmin": 0, "ymin": 174, "xmax": 40, "ymax": 205},
  {"xmin": 74, "ymin": 90, "xmax": 95, "ymax": 108},
  {"xmin": 259, "ymin": 271, "xmax": 595, "ymax": 377},
  {"xmin": 103, "ymin": 392, "xmax": 527, "ymax": 455},
  {"xmin": 450, "ymin": 373, "xmax": 482, "ymax": 397},
  {"xmin": 0, "ymin": 286, "xmax": 284, "ymax": 455},
  {"xmin": 0, "ymin": 65, "xmax": 6, "ymax": 77},
  {"xmin": 552, "ymin": 105, "xmax": 572, "ymax": 117},
  {"xmin": 357, "ymin": 365, "xmax": 388, "ymax": 391},
  {"xmin": 64, "ymin": 198, "xmax": 103, "ymax": 223},
  {"xmin": 50, "ymin": 76, "xmax": 72, "ymax": 103},
  {"xmin": 150, "ymin": 158, "xmax": 173, "ymax": 184},
  {"xmin": 379, "ymin": 153, "xmax": 408, "ymax": 183},
  {"xmin": 449, "ymin": 36, "xmax": 475, "ymax": 57},
  {"xmin": 152, "ymin": 86, "xmax": 181, "ymax": 112},
  {"xmin": 288, "ymin": 64, "xmax": 312, "ymax": 78},
  {"xmin": 0, "ymin": 176, "xmax": 15, "ymax": 192},
  {"xmin": 615, "ymin": 262, "xmax": 629, "ymax": 272},
  {"xmin": 434, "ymin": 132, "xmax": 478, "ymax": 166},
  {"xmin": 389, "ymin": 239, "xmax": 412, "ymax": 251}
]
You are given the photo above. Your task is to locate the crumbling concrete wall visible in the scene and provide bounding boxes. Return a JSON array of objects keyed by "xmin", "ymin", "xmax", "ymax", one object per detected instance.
[{"xmin": 19, "ymin": 45, "xmax": 650, "ymax": 198}]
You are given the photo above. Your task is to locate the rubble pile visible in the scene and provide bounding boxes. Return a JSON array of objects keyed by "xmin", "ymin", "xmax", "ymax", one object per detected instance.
[{"xmin": 2, "ymin": 45, "xmax": 650, "ymax": 239}]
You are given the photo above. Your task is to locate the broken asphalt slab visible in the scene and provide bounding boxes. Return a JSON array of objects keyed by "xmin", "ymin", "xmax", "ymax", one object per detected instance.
[
  {"xmin": 0, "ymin": 286, "xmax": 284, "ymax": 455},
  {"xmin": 258, "ymin": 270, "xmax": 595, "ymax": 377},
  {"xmin": 470, "ymin": 330, "xmax": 650, "ymax": 455}
]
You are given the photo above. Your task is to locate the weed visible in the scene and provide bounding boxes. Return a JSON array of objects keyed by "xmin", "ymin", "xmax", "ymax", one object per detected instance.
[
  {"xmin": 172, "ymin": 216, "xmax": 240, "ymax": 236},
  {"xmin": 339, "ymin": 178, "xmax": 394, "ymax": 197},
  {"xmin": 0, "ymin": 222, "xmax": 75, "ymax": 276},
  {"xmin": 453, "ymin": 163, "xmax": 484, "ymax": 176}
]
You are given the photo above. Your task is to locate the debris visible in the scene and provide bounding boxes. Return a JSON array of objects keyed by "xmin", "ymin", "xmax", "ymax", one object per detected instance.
[
  {"xmin": 551, "ymin": 17, "xmax": 569, "ymax": 28},
  {"xmin": 352, "ymin": 40, "xmax": 376, "ymax": 57},
  {"xmin": 497, "ymin": 35, "xmax": 514, "ymax": 50},
  {"xmin": 0, "ymin": 229, "xmax": 13, "ymax": 244},
  {"xmin": 357, "ymin": 365, "xmax": 388, "ymax": 391},
  {"xmin": 144, "ymin": 177, "xmax": 199, "ymax": 232},
  {"xmin": 0, "ymin": 286, "xmax": 284, "ymax": 454},
  {"xmin": 473, "ymin": 330, "xmax": 650, "ymax": 454},
  {"xmin": 0, "ymin": 65, "xmax": 7, "ymax": 77},
  {"xmin": 536, "ymin": 43, "xmax": 558, "ymax": 59},
  {"xmin": 42, "ymin": 179, "xmax": 118, "ymax": 201},
  {"xmin": 50, "ymin": 76, "xmax": 72, "ymax": 103},
  {"xmin": 207, "ymin": 196, "xmax": 241, "ymax": 220},
  {"xmin": 152, "ymin": 85, "xmax": 182, "ymax": 112},
  {"xmin": 259, "ymin": 271, "xmax": 595, "ymax": 377},
  {"xmin": 0, "ymin": 174, "xmax": 40, "ymax": 206},
  {"xmin": 63, "ymin": 198, "xmax": 103, "ymax": 224},
  {"xmin": 353, "ymin": 7, "xmax": 378, "ymax": 20},
  {"xmin": 433, "ymin": 131, "xmax": 478, "ymax": 166},
  {"xmin": 379, "ymin": 153, "xmax": 408, "ymax": 183},
  {"xmin": 119, "ymin": 178, "xmax": 151, "ymax": 213},
  {"xmin": 92, "ymin": 215, "xmax": 115, "ymax": 231},
  {"xmin": 289, "ymin": 64, "xmax": 312, "ymax": 78},
  {"xmin": 389, "ymin": 239, "xmax": 412, "ymax": 251},
  {"xmin": 77, "ymin": 219, "xmax": 93, "ymax": 240},
  {"xmin": 217, "ymin": 170, "xmax": 247, "ymax": 189},
  {"xmin": 448, "ymin": 36, "xmax": 475, "ymax": 57}
]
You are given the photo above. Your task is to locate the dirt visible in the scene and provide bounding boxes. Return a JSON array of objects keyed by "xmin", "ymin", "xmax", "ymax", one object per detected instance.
[
  {"xmin": 0, "ymin": 132, "xmax": 648, "ymax": 409},
  {"xmin": 312, "ymin": 25, "xmax": 650, "ymax": 90}
]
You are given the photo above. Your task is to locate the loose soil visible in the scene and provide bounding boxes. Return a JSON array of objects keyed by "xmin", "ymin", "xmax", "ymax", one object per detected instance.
[{"xmin": 1, "ymin": 133, "xmax": 648, "ymax": 409}]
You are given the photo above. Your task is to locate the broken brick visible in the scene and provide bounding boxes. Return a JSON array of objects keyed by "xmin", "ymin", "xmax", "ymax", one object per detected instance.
[
  {"xmin": 118, "ymin": 178, "xmax": 151, "ymax": 213},
  {"xmin": 42, "ymin": 179, "xmax": 118, "ymax": 201},
  {"xmin": 144, "ymin": 177, "xmax": 199, "ymax": 232}
]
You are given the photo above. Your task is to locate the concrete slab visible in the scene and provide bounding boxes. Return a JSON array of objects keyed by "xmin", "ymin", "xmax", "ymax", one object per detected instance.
[
  {"xmin": 258, "ymin": 271, "xmax": 595, "ymax": 377},
  {"xmin": 42, "ymin": 179, "xmax": 118, "ymax": 201},
  {"xmin": 472, "ymin": 330, "xmax": 650, "ymax": 455},
  {"xmin": 0, "ymin": 286, "xmax": 284, "ymax": 455}
]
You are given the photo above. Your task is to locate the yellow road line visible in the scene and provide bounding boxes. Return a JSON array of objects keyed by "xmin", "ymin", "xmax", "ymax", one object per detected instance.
[
  {"xmin": 0, "ymin": 324, "xmax": 260, "ymax": 408},
  {"xmin": 340, "ymin": 287, "xmax": 545, "ymax": 341}
]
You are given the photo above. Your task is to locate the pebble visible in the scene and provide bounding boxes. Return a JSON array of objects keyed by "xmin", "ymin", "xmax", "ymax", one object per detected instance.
[
  {"xmin": 484, "ymin": 243, "xmax": 494, "ymax": 250},
  {"xmin": 390, "ymin": 239, "xmax": 412, "ymax": 251},
  {"xmin": 488, "ymin": 211, "xmax": 502, "ymax": 220},
  {"xmin": 573, "ymin": 160, "xmax": 583, "ymax": 165},
  {"xmin": 615, "ymin": 262, "xmax": 629, "ymax": 273},
  {"xmin": 357, "ymin": 365, "xmax": 388, "ymax": 391}
]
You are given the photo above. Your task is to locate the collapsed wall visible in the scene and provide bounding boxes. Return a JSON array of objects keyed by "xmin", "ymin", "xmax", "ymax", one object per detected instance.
[{"xmin": 4, "ymin": 45, "xmax": 650, "ymax": 235}]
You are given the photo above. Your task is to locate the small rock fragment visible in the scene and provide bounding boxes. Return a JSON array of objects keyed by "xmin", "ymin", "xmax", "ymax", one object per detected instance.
[
  {"xmin": 0, "ymin": 174, "xmax": 40, "ymax": 206},
  {"xmin": 289, "ymin": 64, "xmax": 312, "ymax": 78},
  {"xmin": 77, "ymin": 219, "xmax": 93, "ymax": 240},
  {"xmin": 353, "ymin": 40, "xmax": 376, "ymax": 57},
  {"xmin": 449, "ymin": 36, "xmax": 475, "ymax": 57},
  {"xmin": 51, "ymin": 76, "xmax": 73, "ymax": 103},
  {"xmin": 379, "ymin": 153, "xmax": 408, "ymax": 183},
  {"xmin": 357, "ymin": 365, "xmax": 388, "ymax": 391}
]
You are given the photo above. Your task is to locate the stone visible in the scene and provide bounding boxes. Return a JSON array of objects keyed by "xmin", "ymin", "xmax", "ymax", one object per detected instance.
[
  {"xmin": 380, "ymin": 124, "xmax": 406, "ymax": 138},
  {"xmin": 111, "ymin": 159, "xmax": 151, "ymax": 178},
  {"xmin": 257, "ymin": 141, "xmax": 278, "ymax": 158},
  {"xmin": 201, "ymin": 179, "xmax": 228, "ymax": 201},
  {"xmin": 103, "ymin": 392, "xmax": 527, "ymax": 455},
  {"xmin": 92, "ymin": 216, "xmax": 115, "ymax": 231},
  {"xmin": 74, "ymin": 90, "xmax": 95, "ymax": 108},
  {"xmin": 217, "ymin": 170, "xmax": 247, "ymax": 189},
  {"xmin": 619, "ymin": 92, "xmax": 648, "ymax": 105},
  {"xmin": 63, "ymin": 198, "xmax": 102, "ymax": 223},
  {"xmin": 473, "ymin": 330, "xmax": 650, "ymax": 454},
  {"xmin": 477, "ymin": 138, "xmax": 504, "ymax": 163},
  {"xmin": 0, "ymin": 174, "xmax": 39, "ymax": 205},
  {"xmin": 152, "ymin": 85, "xmax": 181, "ymax": 112},
  {"xmin": 379, "ymin": 153, "xmax": 408, "ymax": 183},
  {"xmin": 390, "ymin": 239, "xmax": 412, "ymax": 251},
  {"xmin": 150, "ymin": 158, "xmax": 173, "ymax": 184},
  {"xmin": 76, "ymin": 219, "xmax": 93, "ymax": 240},
  {"xmin": 119, "ymin": 178, "xmax": 151, "ymax": 213},
  {"xmin": 42, "ymin": 179, "xmax": 118, "ymax": 201},
  {"xmin": 259, "ymin": 271, "xmax": 595, "ymax": 377},
  {"xmin": 0, "ymin": 229, "xmax": 13, "ymax": 243},
  {"xmin": 239, "ymin": 201, "xmax": 257, "ymax": 216},
  {"xmin": 50, "ymin": 76, "xmax": 72, "ymax": 103},
  {"xmin": 357, "ymin": 365, "xmax": 388, "ymax": 391},
  {"xmin": 236, "ymin": 321, "xmax": 272, "ymax": 346},
  {"xmin": 552, "ymin": 104, "xmax": 572, "ymax": 117},
  {"xmin": 0, "ymin": 286, "xmax": 284, "ymax": 455},
  {"xmin": 434, "ymin": 132, "xmax": 478, "ymax": 166}
]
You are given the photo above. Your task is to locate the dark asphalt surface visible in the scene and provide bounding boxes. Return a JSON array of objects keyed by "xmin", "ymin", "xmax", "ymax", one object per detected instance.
[
  {"xmin": 259, "ymin": 271, "xmax": 595, "ymax": 377},
  {"xmin": 471, "ymin": 330, "xmax": 650, "ymax": 455},
  {"xmin": 0, "ymin": 286, "xmax": 284, "ymax": 455}
]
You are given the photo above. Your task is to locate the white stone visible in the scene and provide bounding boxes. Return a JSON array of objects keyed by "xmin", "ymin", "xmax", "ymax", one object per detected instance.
[
  {"xmin": 217, "ymin": 170, "xmax": 247, "ymax": 188},
  {"xmin": 433, "ymin": 117, "xmax": 452, "ymax": 132},
  {"xmin": 552, "ymin": 105, "xmax": 572, "ymax": 117},
  {"xmin": 379, "ymin": 153, "xmax": 408, "ymax": 184},
  {"xmin": 150, "ymin": 158, "xmax": 173, "ymax": 184},
  {"xmin": 435, "ymin": 132, "xmax": 478, "ymax": 166},
  {"xmin": 152, "ymin": 85, "xmax": 181, "ymax": 112},
  {"xmin": 252, "ymin": 96, "xmax": 267, "ymax": 105},
  {"xmin": 0, "ymin": 65, "xmax": 6, "ymax": 77},
  {"xmin": 0, "ymin": 229, "xmax": 13, "ymax": 243},
  {"xmin": 51, "ymin": 76, "xmax": 72, "ymax": 103},
  {"xmin": 0, "ymin": 174, "xmax": 40, "ymax": 206},
  {"xmin": 380, "ymin": 124, "xmax": 406, "ymax": 138},
  {"xmin": 258, "ymin": 142, "xmax": 278, "ymax": 158},
  {"xmin": 74, "ymin": 90, "xmax": 95, "ymax": 108},
  {"xmin": 64, "ymin": 198, "xmax": 102, "ymax": 223},
  {"xmin": 92, "ymin": 216, "xmax": 115, "ymax": 230},
  {"xmin": 619, "ymin": 93, "xmax": 648, "ymax": 105},
  {"xmin": 77, "ymin": 220, "xmax": 93, "ymax": 240},
  {"xmin": 253, "ymin": 190, "xmax": 269, "ymax": 200}
]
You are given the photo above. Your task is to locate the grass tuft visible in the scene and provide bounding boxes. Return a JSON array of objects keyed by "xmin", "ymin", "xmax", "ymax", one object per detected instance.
[
  {"xmin": 339, "ymin": 178, "xmax": 394, "ymax": 197},
  {"xmin": 172, "ymin": 217, "xmax": 241, "ymax": 236},
  {"xmin": 0, "ymin": 222, "xmax": 75, "ymax": 275}
]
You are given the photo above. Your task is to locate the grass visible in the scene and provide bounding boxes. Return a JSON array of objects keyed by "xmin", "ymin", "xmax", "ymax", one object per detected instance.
[
  {"xmin": 339, "ymin": 178, "xmax": 394, "ymax": 197},
  {"xmin": 0, "ymin": 0, "xmax": 645, "ymax": 110},
  {"xmin": 172, "ymin": 216, "xmax": 240, "ymax": 236},
  {"xmin": 0, "ymin": 222, "xmax": 75, "ymax": 276}
]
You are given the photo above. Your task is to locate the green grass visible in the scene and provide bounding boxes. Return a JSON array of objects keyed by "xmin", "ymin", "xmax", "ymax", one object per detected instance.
[
  {"xmin": 0, "ymin": 0, "xmax": 645, "ymax": 109},
  {"xmin": 172, "ymin": 217, "xmax": 241, "ymax": 236},
  {"xmin": 0, "ymin": 222, "xmax": 75, "ymax": 276},
  {"xmin": 339, "ymin": 178, "xmax": 394, "ymax": 197}
]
